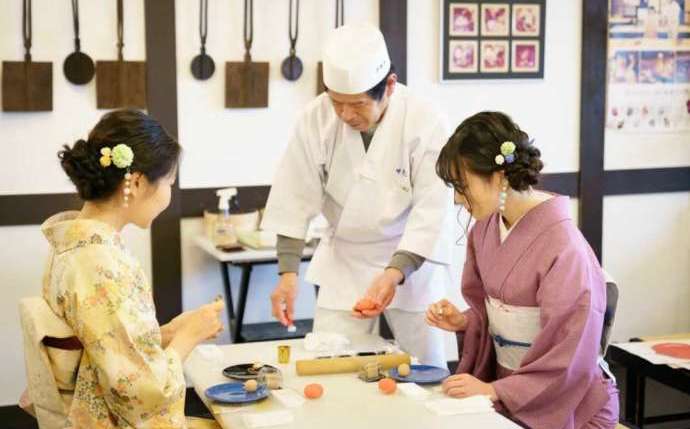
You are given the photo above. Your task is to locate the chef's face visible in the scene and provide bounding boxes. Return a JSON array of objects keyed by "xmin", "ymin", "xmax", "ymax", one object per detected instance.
[{"xmin": 328, "ymin": 74, "xmax": 397, "ymax": 132}]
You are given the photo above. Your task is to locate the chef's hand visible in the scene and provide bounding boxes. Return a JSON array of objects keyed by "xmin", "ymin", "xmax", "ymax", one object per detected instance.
[
  {"xmin": 442, "ymin": 374, "xmax": 498, "ymax": 401},
  {"xmin": 425, "ymin": 299, "xmax": 467, "ymax": 332},
  {"xmin": 352, "ymin": 268, "xmax": 403, "ymax": 319},
  {"xmin": 271, "ymin": 273, "xmax": 298, "ymax": 327}
]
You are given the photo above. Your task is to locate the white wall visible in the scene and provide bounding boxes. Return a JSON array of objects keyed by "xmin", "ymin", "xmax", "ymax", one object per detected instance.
[{"xmin": 603, "ymin": 193, "xmax": 690, "ymax": 341}]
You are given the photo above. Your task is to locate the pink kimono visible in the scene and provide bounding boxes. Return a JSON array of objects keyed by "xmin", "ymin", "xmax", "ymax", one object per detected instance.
[{"xmin": 457, "ymin": 196, "xmax": 619, "ymax": 429}]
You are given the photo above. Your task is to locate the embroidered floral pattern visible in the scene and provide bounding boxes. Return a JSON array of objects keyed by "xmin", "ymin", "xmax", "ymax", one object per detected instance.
[{"xmin": 41, "ymin": 213, "xmax": 186, "ymax": 428}]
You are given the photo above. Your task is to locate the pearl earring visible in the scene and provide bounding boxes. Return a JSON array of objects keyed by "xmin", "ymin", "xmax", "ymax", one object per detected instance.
[
  {"xmin": 498, "ymin": 181, "xmax": 508, "ymax": 213},
  {"xmin": 123, "ymin": 171, "xmax": 132, "ymax": 208}
]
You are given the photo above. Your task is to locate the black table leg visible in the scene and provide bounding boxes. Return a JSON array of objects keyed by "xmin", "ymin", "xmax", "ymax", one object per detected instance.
[
  {"xmin": 626, "ymin": 366, "xmax": 638, "ymax": 423},
  {"xmin": 219, "ymin": 262, "xmax": 236, "ymax": 338},
  {"xmin": 636, "ymin": 375, "xmax": 646, "ymax": 428},
  {"xmin": 233, "ymin": 264, "xmax": 253, "ymax": 343}
]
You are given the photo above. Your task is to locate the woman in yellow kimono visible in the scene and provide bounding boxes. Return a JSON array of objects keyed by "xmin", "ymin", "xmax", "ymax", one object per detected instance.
[{"xmin": 42, "ymin": 110, "xmax": 224, "ymax": 428}]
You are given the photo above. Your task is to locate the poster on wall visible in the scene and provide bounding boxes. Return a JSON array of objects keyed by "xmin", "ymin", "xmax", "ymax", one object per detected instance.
[
  {"xmin": 606, "ymin": 0, "xmax": 690, "ymax": 132},
  {"xmin": 440, "ymin": 0, "xmax": 546, "ymax": 81}
]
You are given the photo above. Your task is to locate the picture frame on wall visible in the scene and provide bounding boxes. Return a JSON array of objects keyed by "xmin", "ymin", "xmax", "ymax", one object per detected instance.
[
  {"xmin": 449, "ymin": 40, "xmax": 479, "ymax": 73},
  {"xmin": 449, "ymin": 3, "xmax": 479, "ymax": 36},
  {"xmin": 481, "ymin": 3, "xmax": 510, "ymax": 37},
  {"xmin": 481, "ymin": 40, "xmax": 510, "ymax": 73},
  {"xmin": 441, "ymin": 0, "xmax": 546, "ymax": 81}
]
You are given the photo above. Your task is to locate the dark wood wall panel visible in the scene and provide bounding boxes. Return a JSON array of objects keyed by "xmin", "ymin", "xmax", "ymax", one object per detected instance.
[
  {"xmin": 145, "ymin": 0, "xmax": 182, "ymax": 324},
  {"xmin": 578, "ymin": 0, "xmax": 609, "ymax": 260}
]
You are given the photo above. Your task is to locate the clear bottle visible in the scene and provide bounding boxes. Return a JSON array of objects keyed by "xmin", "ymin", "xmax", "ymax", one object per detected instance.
[{"xmin": 214, "ymin": 188, "xmax": 239, "ymax": 250}]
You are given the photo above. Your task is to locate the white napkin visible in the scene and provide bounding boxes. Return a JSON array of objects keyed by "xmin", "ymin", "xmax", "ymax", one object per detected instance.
[
  {"xmin": 303, "ymin": 332, "xmax": 350, "ymax": 352},
  {"xmin": 271, "ymin": 389, "xmax": 306, "ymax": 408},
  {"xmin": 241, "ymin": 410, "xmax": 294, "ymax": 428},
  {"xmin": 425, "ymin": 396, "xmax": 494, "ymax": 416},
  {"xmin": 397, "ymin": 383, "xmax": 431, "ymax": 400},
  {"xmin": 194, "ymin": 344, "xmax": 223, "ymax": 362}
]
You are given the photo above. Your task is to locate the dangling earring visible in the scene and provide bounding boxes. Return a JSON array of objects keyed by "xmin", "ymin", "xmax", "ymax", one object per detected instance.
[
  {"xmin": 498, "ymin": 181, "xmax": 508, "ymax": 214},
  {"xmin": 123, "ymin": 171, "xmax": 132, "ymax": 208}
]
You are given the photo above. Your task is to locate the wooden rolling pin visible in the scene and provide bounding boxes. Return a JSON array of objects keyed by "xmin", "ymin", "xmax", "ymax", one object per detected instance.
[{"xmin": 296, "ymin": 353, "xmax": 411, "ymax": 376}]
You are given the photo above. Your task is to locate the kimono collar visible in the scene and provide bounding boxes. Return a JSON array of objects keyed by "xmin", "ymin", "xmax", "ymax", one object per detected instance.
[
  {"xmin": 491, "ymin": 195, "xmax": 571, "ymax": 241},
  {"xmin": 41, "ymin": 211, "xmax": 124, "ymax": 254},
  {"xmin": 480, "ymin": 195, "xmax": 572, "ymax": 294}
]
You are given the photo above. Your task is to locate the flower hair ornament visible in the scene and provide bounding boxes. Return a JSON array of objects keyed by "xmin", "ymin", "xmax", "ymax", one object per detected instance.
[
  {"xmin": 99, "ymin": 144, "xmax": 134, "ymax": 207},
  {"xmin": 494, "ymin": 141, "xmax": 516, "ymax": 166},
  {"xmin": 495, "ymin": 141, "xmax": 516, "ymax": 213}
]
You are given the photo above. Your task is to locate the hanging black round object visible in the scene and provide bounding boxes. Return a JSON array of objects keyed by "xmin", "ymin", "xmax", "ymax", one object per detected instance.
[
  {"xmin": 281, "ymin": 0, "xmax": 302, "ymax": 81},
  {"xmin": 191, "ymin": 0, "xmax": 215, "ymax": 80},
  {"xmin": 63, "ymin": 0, "xmax": 94, "ymax": 85}
]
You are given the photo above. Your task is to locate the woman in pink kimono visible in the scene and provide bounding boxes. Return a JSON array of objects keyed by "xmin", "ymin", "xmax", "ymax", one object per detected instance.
[{"xmin": 426, "ymin": 112, "xmax": 619, "ymax": 428}]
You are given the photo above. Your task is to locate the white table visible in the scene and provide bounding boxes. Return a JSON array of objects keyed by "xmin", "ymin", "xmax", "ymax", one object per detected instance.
[
  {"xmin": 194, "ymin": 236, "xmax": 315, "ymax": 342},
  {"xmin": 185, "ymin": 336, "xmax": 521, "ymax": 429}
]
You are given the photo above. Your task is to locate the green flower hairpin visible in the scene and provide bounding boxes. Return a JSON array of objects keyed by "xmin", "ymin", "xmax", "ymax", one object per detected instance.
[{"xmin": 495, "ymin": 141, "xmax": 516, "ymax": 166}]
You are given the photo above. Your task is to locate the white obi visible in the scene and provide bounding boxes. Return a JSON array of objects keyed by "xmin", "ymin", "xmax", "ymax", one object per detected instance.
[{"xmin": 485, "ymin": 296, "xmax": 541, "ymax": 371}]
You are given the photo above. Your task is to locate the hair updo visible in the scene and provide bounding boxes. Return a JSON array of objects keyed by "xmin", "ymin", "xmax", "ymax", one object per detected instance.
[
  {"xmin": 436, "ymin": 111, "xmax": 543, "ymax": 192},
  {"xmin": 58, "ymin": 109, "xmax": 181, "ymax": 201}
]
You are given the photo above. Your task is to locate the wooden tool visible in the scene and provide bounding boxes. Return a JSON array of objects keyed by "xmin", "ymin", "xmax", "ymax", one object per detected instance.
[
  {"xmin": 280, "ymin": 0, "xmax": 303, "ymax": 81},
  {"xmin": 96, "ymin": 0, "xmax": 146, "ymax": 109},
  {"xmin": 190, "ymin": 0, "xmax": 215, "ymax": 81},
  {"xmin": 296, "ymin": 353, "xmax": 410, "ymax": 376},
  {"xmin": 316, "ymin": 0, "xmax": 344, "ymax": 95},
  {"xmin": 2, "ymin": 0, "xmax": 53, "ymax": 112},
  {"xmin": 63, "ymin": 0, "xmax": 94, "ymax": 85},
  {"xmin": 225, "ymin": 0, "xmax": 269, "ymax": 108}
]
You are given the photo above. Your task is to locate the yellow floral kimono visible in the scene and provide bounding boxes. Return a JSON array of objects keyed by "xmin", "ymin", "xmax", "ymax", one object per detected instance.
[{"xmin": 41, "ymin": 212, "xmax": 186, "ymax": 428}]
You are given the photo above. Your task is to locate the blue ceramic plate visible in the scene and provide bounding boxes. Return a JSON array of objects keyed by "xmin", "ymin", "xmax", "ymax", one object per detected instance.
[
  {"xmin": 389, "ymin": 365, "xmax": 451, "ymax": 385},
  {"xmin": 204, "ymin": 382, "xmax": 269, "ymax": 404}
]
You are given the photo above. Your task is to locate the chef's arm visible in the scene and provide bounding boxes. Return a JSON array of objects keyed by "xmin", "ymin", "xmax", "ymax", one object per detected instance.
[
  {"xmin": 387, "ymin": 251, "xmax": 426, "ymax": 284},
  {"xmin": 277, "ymin": 235, "xmax": 306, "ymax": 274}
]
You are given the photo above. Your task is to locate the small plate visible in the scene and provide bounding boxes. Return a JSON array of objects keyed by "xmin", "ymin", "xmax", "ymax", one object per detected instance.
[
  {"xmin": 388, "ymin": 365, "xmax": 451, "ymax": 385},
  {"xmin": 652, "ymin": 342, "xmax": 690, "ymax": 359},
  {"xmin": 204, "ymin": 382, "xmax": 269, "ymax": 404},
  {"xmin": 223, "ymin": 363, "xmax": 279, "ymax": 380}
]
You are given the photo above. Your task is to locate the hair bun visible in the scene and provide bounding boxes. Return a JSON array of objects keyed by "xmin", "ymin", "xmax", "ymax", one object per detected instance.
[
  {"xmin": 504, "ymin": 137, "xmax": 543, "ymax": 191},
  {"xmin": 59, "ymin": 139, "xmax": 116, "ymax": 200}
]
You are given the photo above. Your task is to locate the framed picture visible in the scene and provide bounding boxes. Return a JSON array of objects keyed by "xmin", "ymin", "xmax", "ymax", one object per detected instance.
[
  {"xmin": 512, "ymin": 4, "xmax": 541, "ymax": 36},
  {"xmin": 481, "ymin": 3, "xmax": 510, "ymax": 36},
  {"xmin": 481, "ymin": 40, "xmax": 509, "ymax": 73},
  {"xmin": 449, "ymin": 40, "xmax": 479, "ymax": 73},
  {"xmin": 511, "ymin": 40, "xmax": 540, "ymax": 73},
  {"xmin": 441, "ymin": 0, "xmax": 546, "ymax": 81},
  {"xmin": 449, "ymin": 3, "xmax": 478, "ymax": 36}
]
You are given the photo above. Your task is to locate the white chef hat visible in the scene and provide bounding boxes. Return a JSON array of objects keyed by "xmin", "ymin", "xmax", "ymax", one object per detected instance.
[{"xmin": 322, "ymin": 23, "xmax": 392, "ymax": 95}]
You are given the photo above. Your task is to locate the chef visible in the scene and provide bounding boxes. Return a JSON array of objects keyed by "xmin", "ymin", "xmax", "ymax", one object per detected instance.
[{"xmin": 261, "ymin": 23, "xmax": 453, "ymax": 368}]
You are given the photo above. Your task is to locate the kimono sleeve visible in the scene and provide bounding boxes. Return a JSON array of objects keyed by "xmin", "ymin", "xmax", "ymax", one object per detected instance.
[
  {"xmin": 65, "ymin": 246, "xmax": 186, "ymax": 426},
  {"xmin": 456, "ymin": 225, "xmax": 494, "ymax": 380},
  {"xmin": 491, "ymin": 244, "xmax": 607, "ymax": 429}
]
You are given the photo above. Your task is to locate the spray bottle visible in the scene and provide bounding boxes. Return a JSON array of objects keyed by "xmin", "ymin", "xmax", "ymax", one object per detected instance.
[{"xmin": 214, "ymin": 187, "xmax": 239, "ymax": 250}]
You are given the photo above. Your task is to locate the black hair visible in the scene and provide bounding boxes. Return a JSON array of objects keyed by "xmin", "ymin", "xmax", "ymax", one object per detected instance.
[
  {"xmin": 58, "ymin": 109, "xmax": 181, "ymax": 201},
  {"xmin": 365, "ymin": 64, "xmax": 396, "ymax": 101},
  {"xmin": 436, "ymin": 111, "xmax": 543, "ymax": 195}
]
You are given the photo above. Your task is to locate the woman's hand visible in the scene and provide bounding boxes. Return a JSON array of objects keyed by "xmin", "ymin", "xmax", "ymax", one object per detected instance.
[
  {"xmin": 425, "ymin": 299, "xmax": 467, "ymax": 332},
  {"xmin": 442, "ymin": 374, "xmax": 498, "ymax": 401},
  {"xmin": 168, "ymin": 300, "xmax": 225, "ymax": 360}
]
